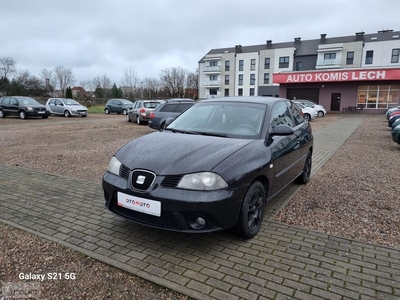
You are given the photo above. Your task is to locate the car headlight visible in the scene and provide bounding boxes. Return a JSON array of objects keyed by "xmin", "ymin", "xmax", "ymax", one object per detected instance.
[
  {"xmin": 27, "ymin": 106, "xmax": 33, "ymax": 111},
  {"xmin": 177, "ymin": 172, "xmax": 228, "ymax": 190},
  {"xmin": 107, "ymin": 157, "xmax": 122, "ymax": 176}
]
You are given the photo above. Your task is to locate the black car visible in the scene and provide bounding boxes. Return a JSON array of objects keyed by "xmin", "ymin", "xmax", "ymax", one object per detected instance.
[
  {"xmin": 148, "ymin": 99, "xmax": 194, "ymax": 131},
  {"xmin": 102, "ymin": 97, "xmax": 313, "ymax": 239},
  {"xmin": 0, "ymin": 96, "xmax": 49, "ymax": 119}
]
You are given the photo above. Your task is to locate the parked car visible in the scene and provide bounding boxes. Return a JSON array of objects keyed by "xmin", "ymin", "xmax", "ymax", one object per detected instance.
[
  {"xmin": 391, "ymin": 118, "xmax": 400, "ymax": 129},
  {"xmin": 386, "ymin": 106, "xmax": 400, "ymax": 119},
  {"xmin": 46, "ymin": 98, "xmax": 88, "ymax": 117},
  {"xmin": 126, "ymin": 100, "xmax": 161, "ymax": 125},
  {"xmin": 294, "ymin": 101, "xmax": 317, "ymax": 121},
  {"xmin": 295, "ymin": 99, "xmax": 327, "ymax": 117},
  {"xmin": 391, "ymin": 124, "xmax": 400, "ymax": 145},
  {"xmin": 104, "ymin": 99, "xmax": 134, "ymax": 115},
  {"xmin": 102, "ymin": 96, "xmax": 313, "ymax": 239},
  {"xmin": 0, "ymin": 96, "xmax": 49, "ymax": 119},
  {"xmin": 148, "ymin": 99, "xmax": 195, "ymax": 131},
  {"xmin": 388, "ymin": 114, "xmax": 400, "ymax": 127}
]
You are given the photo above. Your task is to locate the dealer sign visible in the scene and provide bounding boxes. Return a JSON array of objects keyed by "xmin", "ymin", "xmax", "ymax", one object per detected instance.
[{"xmin": 273, "ymin": 68, "xmax": 400, "ymax": 84}]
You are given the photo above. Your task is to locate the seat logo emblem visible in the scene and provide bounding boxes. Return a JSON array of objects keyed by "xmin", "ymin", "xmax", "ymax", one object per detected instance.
[{"xmin": 136, "ymin": 175, "xmax": 146, "ymax": 184}]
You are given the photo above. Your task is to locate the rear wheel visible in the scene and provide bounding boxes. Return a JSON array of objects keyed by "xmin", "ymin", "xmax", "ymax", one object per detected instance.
[
  {"xmin": 64, "ymin": 110, "xmax": 71, "ymax": 118},
  {"xmin": 105, "ymin": 108, "xmax": 110, "ymax": 114},
  {"xmin": 237, "ymin": 181, "xmax": 266, "ymax": 239},
  {"xmin": 0, "ymin": 110, "xmax": 4, "ymax": 118},
  {"xmin": 297, "ymin": 151, "xmax": 312, "ymax": 184},
  {"xmin": 126, "ymin": 114, "xmax": 131, "ymax": 122},
  {"xmin": 160, "ymin": 122, "xmax": 166, "ymax": 131},
  {"xmin": 136, "ymin": 115, "xmax": 141, "ymax": 125},
  {"xmin": 19, "ymin": 111, "xmax": 26, "ymax": 120},
  {"xmin": 304, "ymin": 113, "xmax": 311, "ymax": 121}
]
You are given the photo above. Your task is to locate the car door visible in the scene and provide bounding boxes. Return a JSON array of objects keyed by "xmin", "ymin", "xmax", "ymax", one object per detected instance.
[
  {"xmin": 9, "ymin": 97, "xmax": 19, "ymax": 116},
  {"xmin": 114, "ymin": 100, "xmax": 122, "ymax": 113},
  {"xmin": 267, "ymin": 100, "xmax": 300, "ymax": 196},
  {"xmin": 1, "ymin": 97, "xmax": 11, "ymax": 115},
  {"xmin": 54, "ymin": 99, "xmax": 64, "ymax": 114}
]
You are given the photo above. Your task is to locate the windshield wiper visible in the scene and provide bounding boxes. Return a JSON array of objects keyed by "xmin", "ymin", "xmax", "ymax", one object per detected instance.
[
  {"xmin": 195, "ymin": 131, "xmax": 228, "ymax": 137},
  {"xmin": 165, "ymin": 128, "xmax": 200, "ymax": 135}
]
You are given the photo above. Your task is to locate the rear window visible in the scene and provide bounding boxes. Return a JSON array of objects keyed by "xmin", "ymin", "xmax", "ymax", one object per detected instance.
[
  {"xmin": 176, "ymin": 103, "xmax": 193, "ymax": 112},
  {"xmin": 160, "ymin": 103, "xmax": 178, "ymax": 112},
  {"xmin": 144, "ymin": 102, "xmax": 159, "ymax": 108}
]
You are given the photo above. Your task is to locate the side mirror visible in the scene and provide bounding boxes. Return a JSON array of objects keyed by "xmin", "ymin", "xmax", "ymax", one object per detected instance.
[{"xmin": 270, "ymin": 125, "xmax": 294, "ymax": 136}]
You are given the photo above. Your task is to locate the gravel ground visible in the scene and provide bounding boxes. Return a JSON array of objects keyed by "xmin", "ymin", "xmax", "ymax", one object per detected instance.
[{"xmin": 0, "ymin": 112, "xmax": 399, "ymax": 299}]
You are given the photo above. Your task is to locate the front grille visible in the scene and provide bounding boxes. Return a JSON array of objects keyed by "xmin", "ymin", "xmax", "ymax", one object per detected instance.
[
  {"xmin": 131, "ymin": 170, "xmax": 155, "ymax": 191},
  {"xmin": 77, "ymin": 110, "xmax": 87, "ymax": 113},
  {"xmin": 120, "ymin": 164, "xmax": 130, "ymax": 179},
  {"xmin": 161, "ymin": 175, "xmax": 182, "ymax": 188},
  {"xmin": 111, "ymin": 199, "xmax": 219, "ymax": 231}
]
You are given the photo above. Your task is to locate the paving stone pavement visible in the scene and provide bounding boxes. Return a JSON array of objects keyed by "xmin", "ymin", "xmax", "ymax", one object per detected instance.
[{"xmin": 1, "ymin": 115, "xmax": 400, "ymax": 300}]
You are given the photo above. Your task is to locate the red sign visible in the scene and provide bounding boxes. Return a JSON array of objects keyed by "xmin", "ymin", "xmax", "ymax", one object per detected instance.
[{"xmin": 273, "ymin": 68, "xmax": 400, "ymax": 84}]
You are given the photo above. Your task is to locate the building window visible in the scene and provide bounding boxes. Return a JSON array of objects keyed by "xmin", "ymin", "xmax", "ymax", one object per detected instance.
[
  {"xmin": 250, "ymin": 59, "xmax": 256, "ymax": 71},
  {"xmin": 210, "ymin": 75, "xmax": 217, "ymax": 81},
  {"xmin": 264, "ymin": 58, "xmax": 270, "ymax": 69},
  {"xmin": 346, "ymin": 52, "xmax": 354, "ymax": 65},
  {"xmin": 225, "ymin": 75, "xmax": 229, "ymax": 85},
  {"xmin": 238, "ymin": 88, "xmax": 243, "ymax": 96},
  {"xmin": 279, "ymin": 56, "xmax": 289, "ymax": 68},
  {"xmin": 209, "ymin": 88, "xmax": 218, "ymax": 96},
  {"xmin": 210, "ymin": 61, "xmax": 218, "ymax": 67},
  {"xmin": 264, "ymin": 73, "xmax": 270, "ymax": 84},
  {"xmin": 249, "ymin": 88, "xmax": 255, "ymax": 96},
  {"xmin": 365, "ymin": 50, "xmax": 373, "ymax": 64},
  {"xmin": 224, "ymin": 89, "xmax": 229, "ymax": 96},
  {"xmin": 238, "ymin": 74, "xmax": 243, "ymax": 85},
  {"xmin": 295, "ymin": 62, "xmax": 303, "ymax": 71},
  {"xmin": 357, "ymin": 85, "xmax": 399, "ymax": 109},
  {"xmin": 324, "ymin": 53, "xmax": 336, "ymax": 60},
  {"xmin": 391, "ymin": 49, "xmax": 400, "ymax": 63},
  {"xmin": 239, "ymin": 60, "xmax": 244, "ymax": 71},
  {"xmin": 225, "ymin": 60, "xmax": 230, "ymax": 71},
  {"xmin": 250, "ymin": 74, "xmax": 255, "ymax": 85}
]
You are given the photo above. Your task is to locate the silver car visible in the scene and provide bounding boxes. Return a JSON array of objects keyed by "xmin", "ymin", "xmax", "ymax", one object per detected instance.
[{"xmin": 46, "ymin": 98, "xmax": 88, "ymax": 117}]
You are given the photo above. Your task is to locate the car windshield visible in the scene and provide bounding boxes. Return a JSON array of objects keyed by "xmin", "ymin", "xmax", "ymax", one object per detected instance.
[
  {"xmin": 64, "ymin": 99, "xmax": 80, "ymax": 105},
  {"xmin": 144, "ymin": 102, "xmax": 160, "ymax": 108},
  {"xmin": 167, "ymin": 102, "xmax": 266, "ymax": 139},
  {"xmin": 18, "ymin": 98, "xmax": 40, "ymax": 105}
]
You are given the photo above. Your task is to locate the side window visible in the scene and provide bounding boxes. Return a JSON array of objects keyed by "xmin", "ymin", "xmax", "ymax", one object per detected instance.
[
  {"xmin": 289, "ymin": 101, "xmax": 305, "ymax": 125},
  {"xmin": 269, "ymin": 101, "xmax": 294, "ymax": 130},
  {"xmin": 160, "ymin": 104, "xmax": 178, "ymax": 112},
  {"xmin": 115, "ymin": 100, "xmax": 121, "ymax": 105},
  {"xmin": 177, "ymin": 103, "xmax": 193, "ymax": 112},
  {"xmin": 56, "ymin": 99, "xmax": 63, "ymax": 105},
  {"xmin": 11, "ymin": 98, "xmax": 18, "ymax": 105}
]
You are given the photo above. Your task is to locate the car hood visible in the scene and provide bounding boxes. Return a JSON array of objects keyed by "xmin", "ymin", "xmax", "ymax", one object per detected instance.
[{"xmin": 115, "ymin": 132, "xmax": 255, "ymax": 175}]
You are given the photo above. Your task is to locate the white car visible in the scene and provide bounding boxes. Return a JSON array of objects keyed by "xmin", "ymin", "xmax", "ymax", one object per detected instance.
[
  {"xmin": 294, "ymin": 102, "xmax": 317, "ymax": 121},
  {"xmin": 295, "ymin": 99, "xmax": 326, "ymax": 117},
  {"xmin": 46, "ymin": 98, "xmax": 88, "ymax": 117}
]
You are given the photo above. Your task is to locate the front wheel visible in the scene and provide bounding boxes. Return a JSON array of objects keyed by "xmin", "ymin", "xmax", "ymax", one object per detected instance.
[
  {"xmin": 122, "ymin": 109, "xmax": 127, "ymax": 115},
  {"xmin": 105, "ymin": 108, "xmax": 110, "ymax": 114},
  {"xmin": 126, "ymin": 114, "xmax": 131, "ymax": 122},
  {"xmin": 0, "ymin": 110, "xmax": 5, "ymax": 118},
  {"xmin": 19, "ymin": 111, "xmax": 27, "ymax": 120},
  {"xmin": 136, "ymin": 115, "xmax": 142, "ymax": 125},
  {"xmin": 297, "ymin": 151, "xmax": 312, "ymax": 184},
  {"xmin": 64, "ymin": 110, "xmax": 71, "ymax": 118},
  {"xmin": 317, "ymin": 111, "xmax": 324, "ymax": 118},
  {"xmin": 237, "ymin": 181, "xmax": 266, "ymax": 239}
]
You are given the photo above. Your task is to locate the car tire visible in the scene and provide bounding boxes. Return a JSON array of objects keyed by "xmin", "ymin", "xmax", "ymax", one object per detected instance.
[
  {"xmin": 136, "ymin": 115, "xmax": 142, "ymax": 125},
  {"xmin": 237, "ymin": 181, "xmax": 266, "ymax": 239},
  {"xmin": 126, "ymin": 114, "xmax": 131, "ymax": 122},
  {"xmin": 304, "ymin": 113, "xmax": 311, "ymax": 121},
  {"xmin": 42, "ymin": 116, "xmax": 48, "ymax": 119},
  {"xmin": 19, "ymin": 111, "xmax": 26, "ymax": 120},
  {"xmin": 297, "ymin": 151, "xmax": 312, "ymax": 184},
  {"xmin": 160, "ymin": 122, "xmax": 166, "ymax": 131},
  {"xmin": 81, "ymin": 115, "xmax": 87, "ymax": 117},
  {"xmin": 318, "ymin": 111, "xmax": 324, "ymax": 118},
  {"xmin": 122, "ymin": 109, "xmax": 127, "ymax": 115},
  {"xmin": 105, "ymin": 108, "xmax": 110, "ymax": 114},
  {"xmin": 0, "ymin": 110, "xmax": 5, "ymax": 118},
  {"xmin": 64, "ymin": 110, "xmax": 71, "ymax": 118}
]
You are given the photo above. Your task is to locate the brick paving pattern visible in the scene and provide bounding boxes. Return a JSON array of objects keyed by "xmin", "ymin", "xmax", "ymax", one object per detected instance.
[{"xmin": 1, "ymin": 115, "xmax": 400, "ymax": 299}]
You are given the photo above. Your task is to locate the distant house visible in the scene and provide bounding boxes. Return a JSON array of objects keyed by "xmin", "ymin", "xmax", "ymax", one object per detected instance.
[{"xmin": 71, "ymin": 86, "xmax": 87, "ymax": 98}]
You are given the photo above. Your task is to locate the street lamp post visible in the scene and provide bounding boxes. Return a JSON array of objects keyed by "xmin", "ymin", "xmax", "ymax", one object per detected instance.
[{"xmin": 141, "ymin": 81, "xmax": 144, "ymax": 100}]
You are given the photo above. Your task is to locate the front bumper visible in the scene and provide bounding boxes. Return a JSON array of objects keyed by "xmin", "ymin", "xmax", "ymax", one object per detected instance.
[{"xmin": 102, "ymin": 171, "xmax": 247, "ymax": 233}]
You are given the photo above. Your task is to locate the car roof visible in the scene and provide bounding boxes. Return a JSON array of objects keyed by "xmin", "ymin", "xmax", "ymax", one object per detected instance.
[{"xmin": 200, "ymin": 96, "xmax": 289, "ymax": 105}]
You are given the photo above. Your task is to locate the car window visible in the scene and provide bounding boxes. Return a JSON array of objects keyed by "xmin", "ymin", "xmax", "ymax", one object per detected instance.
[
  {"xmin": 11, "ymin": 98, "xmax": 18, "ymax": 105},
  {"xmin": 144, "ymin": 102, "xmax": 159, "ymax": 108},
  {"xmin": 176, "ymin": 103, "xmax": 194, "ymax": 112},
  {"xmin": 270, "ymin": 101, "xmax": 294, "ymax": 129},
  {"xmin": 289, "ymin": 101, "xmax": 305, "ymax": 125},
  {"xmin": 1, "ymin": 98, "xmax": 8, "ymax": 104},
  {"xmin": 160, "ymin": 103, "xmax": 178, "ymax": 112}
]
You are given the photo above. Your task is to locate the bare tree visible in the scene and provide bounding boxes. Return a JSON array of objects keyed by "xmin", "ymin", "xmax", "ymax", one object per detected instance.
[
  {"xmin": 40, "ymin": 68, "xmax": 57, "ymax": 92},
  {"xmin": 53, "ymin": 66, "xmax": 76, "ymax": 96},
  {"xmin": 143, "ymin": 77, "xmax": 161, "ymax": 99},
  {"xmin": 160, "ymin": 66, "xmax": 188, "ymax": 98},
  {"xmin": 14, "ymin": 69, "xmax": 45, "ymax": 96},
  {"xmin": 185, "ymin": 69, "xmax": 199, "ymax": 99},
  {"xmin": 0, "ymin": 57, "xmax": 16, "ymax": 80},
  {"xmin": 121, "ymin": 66, "xmax": 138, "ymax": 99}
]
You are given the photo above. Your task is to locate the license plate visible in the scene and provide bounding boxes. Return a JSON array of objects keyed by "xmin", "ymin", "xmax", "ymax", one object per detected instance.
[
  {"xmin": 38, "ymin": 111, "xmax": 45, "ymax": 114},
  {"xmin": 117, "ymin": 192, "xmax": 161, "ymax": 217}
]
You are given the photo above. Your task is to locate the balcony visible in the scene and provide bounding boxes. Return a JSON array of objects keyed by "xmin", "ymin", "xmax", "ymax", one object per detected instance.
[
  {"xmin": 203, "ymin": 80, "xmax": 221, "ymax": 87},
  {"xmin": 316, "ymin": 58, "xmax": 341, "ymax": 69},
  {"xmin": 203, "ymin": 66, "xmax": 221, "ymax": 73}
]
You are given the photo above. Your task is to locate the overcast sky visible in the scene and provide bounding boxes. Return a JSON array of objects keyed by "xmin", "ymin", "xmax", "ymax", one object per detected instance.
[{"xmin": 1, "ymin": 0, "xmax": 399, "ymax": 86}]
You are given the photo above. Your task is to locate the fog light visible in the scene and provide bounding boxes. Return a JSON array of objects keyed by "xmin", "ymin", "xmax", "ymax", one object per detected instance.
[{"xmin": 189, "ymin": 217, "xmax": 206, "ymax": 230}]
